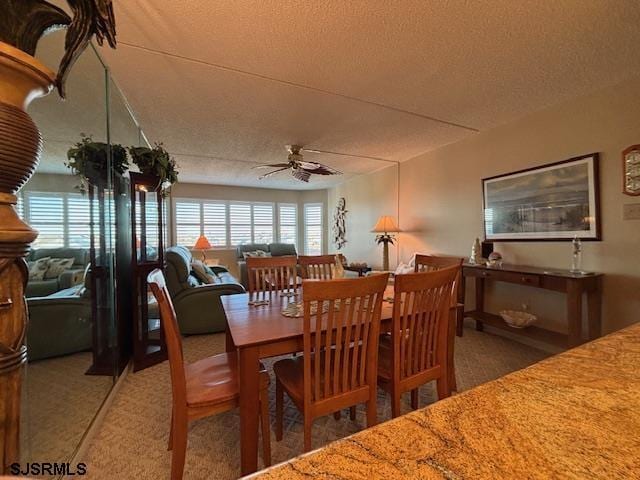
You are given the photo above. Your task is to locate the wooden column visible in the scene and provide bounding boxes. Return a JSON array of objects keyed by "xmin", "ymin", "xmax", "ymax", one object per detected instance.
[{"xmin": 0, "ymin": 42, "xmax": 55, "ymax": 472}]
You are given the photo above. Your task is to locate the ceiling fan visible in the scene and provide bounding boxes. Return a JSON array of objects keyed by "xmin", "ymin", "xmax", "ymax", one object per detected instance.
[{"xmin": 253, "ymin": 145, "xmax": 342, "ymax": 183}]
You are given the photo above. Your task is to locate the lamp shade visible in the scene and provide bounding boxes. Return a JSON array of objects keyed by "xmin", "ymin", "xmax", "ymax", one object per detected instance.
[
  {"xmin": 372, "ymin": 215, "xmax": 400, "ymax": 233},
  {"xmin": 193, "ymin": 234, "xmax": 212, "ymax": 250}
]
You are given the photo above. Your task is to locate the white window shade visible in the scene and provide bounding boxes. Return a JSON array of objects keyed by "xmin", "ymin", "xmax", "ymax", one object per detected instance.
[
  {"xmin": 278, "ymin": 203, "xmax": 297, "ymax": 247},
  {"xmin": 304, "ymin": 203, "xmax": 323, "ymax": 255},
  {"xmin": 175, "ymin": 201, "xmax": 201, "ymax": 246},
  {"xmin": 229, "ymin": 203, "xmax": 252, "ymax": 245},
  {"xmin": 25, "ymin": 192, "xmax": 93, "ymax": 249},
  {"xmin": 203, "ymin": 202, "xmax": 227, "ymax": 247},
  {"xmin": 252, "ymin": 203, "xmax": 274, "ymax": 244}
]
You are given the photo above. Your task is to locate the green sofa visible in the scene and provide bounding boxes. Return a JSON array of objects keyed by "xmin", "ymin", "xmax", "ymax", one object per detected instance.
[
  {"xmin": 26, "ymin": 248, "xmax": 89, "ymax": 298},
  {"xmin": 165, "ymin": 246, "xmax": 245, "ymax": 335},
  {"xmin": 27, "ymin": 283, "xmax": 92, "ymax": 361},
  {"xmin": 236, "ymin": 243, "xmax": 297, "ymax": 288}
]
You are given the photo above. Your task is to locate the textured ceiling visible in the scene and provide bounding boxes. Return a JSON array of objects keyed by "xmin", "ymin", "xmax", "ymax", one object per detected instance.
[{"xmin": 33, "ymin": 1, "xmax": 640, "ymax": 189}]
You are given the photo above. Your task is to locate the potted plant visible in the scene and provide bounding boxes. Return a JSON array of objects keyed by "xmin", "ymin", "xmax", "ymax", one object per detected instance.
[
  {"xmin": 128, "ymin": 143, "xmax": 179, "ymax": 194},
  {"xmin": 66, "ymin": 134, "xmax": 128, "ymax": 193}
]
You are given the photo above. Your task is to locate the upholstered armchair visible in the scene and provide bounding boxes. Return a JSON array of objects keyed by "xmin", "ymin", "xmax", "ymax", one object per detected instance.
[{"xmin": 164, "ymin": 246, "xmax": 245, "ymax": 334}]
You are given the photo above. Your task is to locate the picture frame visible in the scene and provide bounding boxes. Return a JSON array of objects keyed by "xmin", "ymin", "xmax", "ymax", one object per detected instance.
[{"xmin": 482, "ymin": 153, "xmax": 600, "ymax": 242}]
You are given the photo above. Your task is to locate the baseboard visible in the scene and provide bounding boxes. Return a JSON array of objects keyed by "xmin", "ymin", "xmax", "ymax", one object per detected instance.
[{"xmin": 63, "ymin": 360, "xmax": 132, "ymax": 479}]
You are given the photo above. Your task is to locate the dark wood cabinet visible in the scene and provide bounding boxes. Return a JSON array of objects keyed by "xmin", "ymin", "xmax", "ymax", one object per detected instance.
[
  {"xmin": 461, "ymin": 263, "xmax": 603, "ymax": 348},
  {"xmin": 129, "ymin": 172, "xmax": 167, "ymax": 371}
]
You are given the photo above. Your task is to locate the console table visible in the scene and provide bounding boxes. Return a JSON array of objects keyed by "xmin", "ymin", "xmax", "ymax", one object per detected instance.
[{"xmin": 460, "ymin": 263, "xmax": 603, "ymax": 348}]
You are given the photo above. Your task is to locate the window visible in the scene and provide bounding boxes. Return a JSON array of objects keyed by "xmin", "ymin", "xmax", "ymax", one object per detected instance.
[
  {"xmin": 21, "ymin": 192, "xmax": 93, "ymax": 248},
  {"xmin": 174, "ymin": 200, "xmax": 228, "ymax": 247},
  {"xmin": 173, "ymin": 199, "xmax": 277, "ymax": 247},
  {"xmin": 175, "ymin": 200, "xmax": 204, "ymax": 246},
  {"xmin": 304, "ymin": 203, "xmax": 323, "ymax": 255},
  {"xmin": 252, "ymin": 203, "xmax": 274, "ymax": 244},
  {"xmin": 278, "ymin": 203, "xmax": 297, "ymax": 247},
  {"xmin": 15, "ymin": 193, "xmax": 24, "ymax": 219},
  {"xmin": 229, "ymin": 203, "xmax": 252, "ymax": 245}
]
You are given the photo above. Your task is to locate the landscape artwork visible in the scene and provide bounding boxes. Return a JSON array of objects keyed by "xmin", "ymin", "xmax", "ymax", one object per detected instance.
[{"xmin": 483, "ymin": 154, "xmax": 600, "ymax": 241}]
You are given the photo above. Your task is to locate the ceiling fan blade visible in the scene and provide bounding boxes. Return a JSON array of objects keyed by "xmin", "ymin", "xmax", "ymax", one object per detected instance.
[
  {"xmin": 304, "ymin": 166, "xmax": 342, "ymax": 176},
  {"xmin": 298, "ymin": 161, "xmax": 323, "ymax": 170},
  {"xmin": 252, "ymin": 163, "xmax": 291, "ymax": 169},
  {"xmin": 300, "ymin": 161, "xmax": 342, "ymax": 175},
  {"xmin": 258, "ymin": 167, "xmax": 289, "ymax": 179},
  {"xmin": 292, "ymin": 169, "xmax": 311, "ymax": 182}
]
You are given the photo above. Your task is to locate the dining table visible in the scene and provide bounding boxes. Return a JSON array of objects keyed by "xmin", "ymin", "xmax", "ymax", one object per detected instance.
[{"xmin": 222, "ymin": 285, "xmax": 458, "ymax": 476}]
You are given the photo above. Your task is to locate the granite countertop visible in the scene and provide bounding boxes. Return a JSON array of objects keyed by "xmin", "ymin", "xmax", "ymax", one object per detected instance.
[{"xmin": 251, "ymin": 323, "xmax": 640, "ymax": 479}]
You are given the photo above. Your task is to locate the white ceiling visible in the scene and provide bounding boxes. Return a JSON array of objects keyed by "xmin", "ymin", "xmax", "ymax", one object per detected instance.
[{"xmin": 33, "ymin": 0, "xmax": 640, "ymax": 190}]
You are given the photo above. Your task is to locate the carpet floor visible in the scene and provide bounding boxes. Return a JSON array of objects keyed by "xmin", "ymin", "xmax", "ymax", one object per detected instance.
[
  {"xmin": 21, "ymin": 352, "xmax": 113, "ymax": 464},
  {"xmin": 83, "ymin": 324, "xmax": 548, "ymax": 479}
]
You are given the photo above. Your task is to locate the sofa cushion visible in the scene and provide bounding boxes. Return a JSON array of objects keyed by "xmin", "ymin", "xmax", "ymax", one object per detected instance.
[
  {"xmin": 44, "ymin": 257, "xmax": 75, "ymax": 279},
  {"xmin": 26, "ymin": 279, "xmax": 59, "ymax": 298},
  {"xmin": 28, "ymin": 257, "xmax": 50, "ymax": 281},
  {"xmin": 191, "ymin": 259, "xmax": 217, "ymax": 284},
  {"xmin": 269, "ymin": 243, "xmax": 297, "ymax": 257},
  {"xmin": 30, "ymin": 248, "xmax": 89, "ymax": 268},
  {"xmin": 241, "ymin": 250, "xmax": 271, "ymax": 259},
  {"xmin": 236, "ymin": 244, "xmax": 269, "ymax": 260}
]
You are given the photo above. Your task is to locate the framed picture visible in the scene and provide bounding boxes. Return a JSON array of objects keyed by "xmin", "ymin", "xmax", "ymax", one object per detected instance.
[{"xmin": 483, "ymin": 153, "xmax": 600, "ymax": 241}]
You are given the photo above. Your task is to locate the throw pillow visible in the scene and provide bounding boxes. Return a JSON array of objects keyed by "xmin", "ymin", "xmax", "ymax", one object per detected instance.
[
  {"xmin": 242, "ymin": 250, "xmax": 271, "ymax": 260},
  {"xmin": 242, "ymin": 250, "xmax": 271, "ymax": 259},
  {"xmin": 44, "ymin": 258, "xmax": 75, "ymax": 280},
  {"xmin": 191, "ymin": 259, "xmax": 217, "ymax": 284},
  {"xmin": 394, "ymin": 262, "xmax": 414, "ymax": 275},
  {"xmin": 28, "ymin": 257, "xmax": 50, "ymax": 281}
]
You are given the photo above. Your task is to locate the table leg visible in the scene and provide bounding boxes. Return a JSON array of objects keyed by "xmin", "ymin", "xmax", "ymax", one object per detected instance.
[
  {"xmin": 239, "ymin": 345, "xmax": 260, "ymax": 475},
  {"xmin": 456, "ymin": 273, "xmax": 466, "ymax": 337},
  {"xmin": 225, "ymin": 327, "xmax": 235, "ymax": 353},
  {"xmin": 475, "ymin": 277, "xmax": 484, "ymax": 332},
  {"xmin": 587, "ymin": 279, "xmax": 602, "ymax": 341},
  {"xmin": 448, "ymin": 310, "xmax": 457, "ymax": 392},
  {"xmin": 566, "ymin": 280, "xmax": 583, "ymax": 348}
]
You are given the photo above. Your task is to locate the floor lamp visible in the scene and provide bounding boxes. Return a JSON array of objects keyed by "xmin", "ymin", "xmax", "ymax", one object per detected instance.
[{"xmin": 372, "ymin": 216, "xmax": 400, "ymax": 271}]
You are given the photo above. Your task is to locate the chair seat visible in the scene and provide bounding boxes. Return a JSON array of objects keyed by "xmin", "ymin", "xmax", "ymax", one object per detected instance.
[
  {"xmin": 273, "ymin": 349, "xmax": 358, "ymax": 405},
  {"xmin": 185, "ymin": 353, "xmax": 268, "ymax": 407}
]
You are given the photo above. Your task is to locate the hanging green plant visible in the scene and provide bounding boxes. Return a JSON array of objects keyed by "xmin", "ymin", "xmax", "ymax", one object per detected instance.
[
  {"xmin": 66, "ymin": 134, "xmax": 128, "ymax": 193},
  {"xmin": 128, "ymin": 143, "xmax": 179, "ymax": 193}
]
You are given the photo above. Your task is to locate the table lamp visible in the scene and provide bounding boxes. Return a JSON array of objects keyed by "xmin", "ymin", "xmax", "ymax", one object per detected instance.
[
  {"xmin": 372, "ymin": 216, "xmax": 400, "ymax": 271},
  {"xmin": 193, "ymin": 234, "xmax": 211, "ymax": 262}
]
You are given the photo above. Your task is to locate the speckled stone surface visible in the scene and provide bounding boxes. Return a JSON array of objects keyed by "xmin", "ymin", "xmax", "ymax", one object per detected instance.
[{"xmin": 252, "ymin": 323, "xmax": 640, "ymax": 479}]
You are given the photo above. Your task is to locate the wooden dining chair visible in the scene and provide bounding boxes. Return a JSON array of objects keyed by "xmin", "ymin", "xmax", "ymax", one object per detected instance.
[
  {"xmin": 298, "ymin": 254, "xmax": 339, "ymax": 280},
  {"xmin": 147, "ymin": 269, "xmax": 271, "ymax": 479},
  {"xmin": 246, "ymin": 255, "xmax": 299, "ymax": 296},
  {"xmin": 378, "ymin": 265, "xmax": 459, "ymax": 418},
  {"xmin": 414, "ymin": 254, "xmax": 465, "ymax": 336},
  {"xmin": 273, "ymin": 273, "xmax": 389, "ymax": 452}
]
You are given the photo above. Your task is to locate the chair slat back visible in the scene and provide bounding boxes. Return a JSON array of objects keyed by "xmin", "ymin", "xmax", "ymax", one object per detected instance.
[
  {"xmin": 246, "ymin": 255, "xmax": 299, "ymax": 295},
  {"xmin": 414, "ymin": 254, "xmax": 463, "ymax": 273},
  {"xmin": 392, "ymin": 266, "xmax": 459, "ymax": 381},
  {"xmin": 299, "ymin": 254, "xmax": 338, "ymax": 280},
  {"xmin": 147, "ymin": 268, "xmax": 187, "ymax": 406},
  {"xmin": 302, "ymin": 273, "xmax": 389, "ymax": 406}
]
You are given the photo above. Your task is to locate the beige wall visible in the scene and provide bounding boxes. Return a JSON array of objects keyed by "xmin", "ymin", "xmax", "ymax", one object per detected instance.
[
  {"xmin": 330, "ymin": 76, "xmax": 640, "ymax": 336},
  {"xmin": 328, "ymin": 165, "xmax": 399, "ymax": 269},
  {"xmin": 169, "ymin": 183, "xmax": 329, "ymax": 276}
]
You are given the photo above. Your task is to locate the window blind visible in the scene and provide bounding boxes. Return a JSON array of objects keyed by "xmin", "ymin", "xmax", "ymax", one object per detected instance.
[
  {"xmin": 304, "ymin": 203, "xmax": 323, "ymax": 255},
  {"xmin": 229, "ymin": 203, "xmax": 252, "ymax": 245},
  {"xmin": 252, "ymin": 203, "xmax": 274, "ymax": 244},
  {"xmin": 278, "ymin": 203, "xmax": 297, "ymax": 247},
  {"xmin": 24, "ymin": 192, "xmax": 93, "ymax": 249}
]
